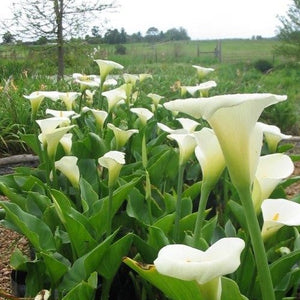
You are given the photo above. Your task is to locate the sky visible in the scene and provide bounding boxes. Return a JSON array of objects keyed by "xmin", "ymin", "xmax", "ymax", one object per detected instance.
[{"xmin": 0, "ymin": 0, "xmax": 293, "ymax": 40}]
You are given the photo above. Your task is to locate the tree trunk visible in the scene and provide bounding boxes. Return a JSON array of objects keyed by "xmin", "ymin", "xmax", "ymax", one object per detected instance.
[{"xmin": 55, "ymin": 0, "xmax": 64, "ymax": 81}]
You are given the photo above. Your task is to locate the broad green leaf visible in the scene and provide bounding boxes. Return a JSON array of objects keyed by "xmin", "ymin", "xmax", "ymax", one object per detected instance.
[
  {"xmin": 228, "ymin": 200, "xmax": 247, "ymax": 230},
  {"xmin": 98, "ymin": 233, "xmax": 133, "ymax": 279},
  {"xmin": 148, "ymin": 226, "xmax": 170, "ymax": 250},
  {"xmin": 0, "ymin": 201, "xmax": 56, "ymax": 251},
  {"xmin": 20, "ymin": 133, "xmax": 41, "ymax": 156},
  {"xmin": 153, "ymin": 214, "xmax": 175, "ymax": 234},
  {"xmin": 58, "ymin": 231, "xmax": 116, "ymax": 292},
  {"xmin": 182, "ymin": 181, "xmax": 202, "ymax": 200},
  {"xmin": 51, "ymin": 189, "xmax": 97, "ymax": 257},
  {"xmin": 133, "ymin": 234, "xmax": 157, "ymax": 262},
  {"xmin": 0, "ymin": 183, "xmax": 27, "ymax": 211},
  {"xmin": 221, "ymin": 277, "xmax": 248, "ymax": 300},
  {"xmin": 270, "ymin": 249, "xmax": 300, "ymax": 288},
  {"xmin": 123, "ymin": 257, "xmax": 205, "ymax": 300},
  {"xmin": 62, "ymin": 272, "xmax": 97, "ymax": 300},
  {"xmin": 79, "ymin": 177, "xmax": 99, "ymax": 216},
  {"xmin": 40, "ymin": 252, "xmax": 70, "ymax": 285},
  {"xmin": 90, "ymin": 177, "xmax": 140, "ymax": 235},
  {"xmin": 10, "ymin": 248, "xmax": 30, "ymax": 271}
]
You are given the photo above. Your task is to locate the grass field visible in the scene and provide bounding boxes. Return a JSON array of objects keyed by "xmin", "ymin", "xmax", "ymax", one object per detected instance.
[{"xmin": 0, "ymin": 38, "xmax": 299, "ymax": 155}]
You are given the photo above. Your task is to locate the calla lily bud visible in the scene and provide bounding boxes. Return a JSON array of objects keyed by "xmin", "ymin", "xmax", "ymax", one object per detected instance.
[
  {"xmin": 261, "ymin": 198, "xmax": 300, "ymax": 240},
  {"xmin": 83, "ymin": 107, "xmax": 108, "ymax": 130},
  {"xmin": 98, "ymin": 151, "xmax": 125, "ymax": 187}
]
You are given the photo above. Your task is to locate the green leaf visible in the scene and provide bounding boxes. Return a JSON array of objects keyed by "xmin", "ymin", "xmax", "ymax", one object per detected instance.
[
  {"xmin": 79, "ymin": 177, "xmax": 99, "ymax": 216},
  {"xmin": 221, "ymin": 277, "xmax": 248, "ymax": 300},
  {"xmin": 0, "ymin": 201, "xmax": 56, "ymax": 251},
  {"xmin": 123, "ymin": 257, "xmax": 205, "ymax": 300},
  {"xmin": 59, "ymin": 232, "xmax": 116, "ymax": 292},
  {"xmin": 62, "ymin": 272, "xmax": 97, "ymax": 300},
  {"xmin": 40, "ymin": 252, "xmax": 70, "ymax": 285},
  {"xmin": 228, "ymin": 200, "xmax": 247, "ymax": 230},
  {"xmin": 148, "ymin": 226, "xmax": 170, "ymax": 250},
  {"xmin": 98, "ymin": 233, "xmax": 133, "ymax": 279},
  {"xmin": 270, "ymin": 249, "xmax": 300, "ymax": 288},
  {"xmin": 51, "ymin": 189, "xmax": 97, "ymax": 257},
  {"xmin": 20, "ymin": 134, "xmax": 41, "ymax": 156},
  {"xmin": 10, "ymin": 248, "xmax": 30, "ymax": 271},
  {"xmin": 90, "ymin": 177, "xmax": 140, "ymax": 235}
]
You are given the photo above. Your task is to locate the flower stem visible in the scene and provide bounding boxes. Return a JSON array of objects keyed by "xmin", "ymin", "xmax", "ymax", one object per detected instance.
[
  {"xmin": 237, "ymin": 186, "xmax": 275, "ymax": 300},
  {"xmin": 174, "ymin": 164, "xmax": 185, "ymax": 242},
  {"xmin": 193, "ymin": 182, "xmax": 211, "ymax": 247},
  {"xmin": 107, "ymin": 187, "xmax": 113, "ymax": 236}
]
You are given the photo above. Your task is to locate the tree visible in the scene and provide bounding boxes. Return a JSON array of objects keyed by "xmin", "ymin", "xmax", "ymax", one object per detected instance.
[
  {"xmin": 275, "ymin": 0, "xmax": 300, "ymax": 60},
  {"xmin": 145, "ymin": 26, "xmax": 159, "ymax": 43},
  {"xmin": 2, "ymin": 0, "xmax": 116, "ymax": 80},
  {"xmin": 2, "ymin": 31, "xmax": 14, "ymax": 44}
]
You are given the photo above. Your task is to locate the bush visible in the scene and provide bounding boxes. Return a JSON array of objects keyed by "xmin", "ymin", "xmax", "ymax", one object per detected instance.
[
  {"xmin": 253, "ymin": 59, "xmax": 273, "ymax": 73},
  {"xmin": 115, "ymin": 44, "xmax": 127, "ymax": 55}
]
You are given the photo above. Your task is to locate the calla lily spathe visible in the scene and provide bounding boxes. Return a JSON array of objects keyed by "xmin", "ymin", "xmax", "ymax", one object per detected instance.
[
  {"xmin": 192, "ymin": 65, "xmax": 215, "ymax": 80},
  {"xmin": 158, "ymin": 118, "xmax": 199, "ymax": 134},
  {"xmin": 154, "ymin": 238, "xmax": 245, "ymax": 300},
  {"xmin": 194, "ymin": 128, "xmax": 226, "ymax": 188},
  {"xmin": 181, "ymin": 81, "xmax": 217, "ymax": 97},
  {"xmin": 261, "ymin": 198, "xmax": 300, "ymax": 240},
  {"xmin": 24, "ymin": 91, "xmax": 60, "ymax": 117},
  {"xmin": 130, "ymin": 107, "xmax": 154, "ymax": 126},
  {"xmin": 82, "ymin": 107, "xmax": 108, "ymax": 130},
  {"xmin": 46, "ymin": 109, "xmax": 78, "ymax": 119},
  {"xmin": 164, "ymin": 93, "xmax": 287, "ymax": 188},
  {"xmin": 59, "ymin": 92, "xmax": 80, "ymax": 111},
  {"xmin": 147, "ymin": 93, "xmax": 164, "ymax": 107},
  {"xmin": 107, "ymin": 123, "xmax": 138, "ymax": 149},
  {"xmin": 59, "ymin": 133, "xmax": 73, "ymax": 155},
  {"xmin": 55, "ymin": 156, "xmax": 80, "ymax": 188},
  {"xmin": 36, "ymin": 117, "xmax": 75, "ymax": 159},
  {"xmin": 102, "ymin": 86, "xmax": 127, "ymax": 112},
  {"xmin": 252, "ymin": 153, "xmax": 294, "ymax": 212},
  {"xmin": 257, "ymin": 122, "xmax": 292, "ymax": 153},
  {"xmin": 167, "ymin": 133, "xmax": 196, "ymax": 166},
  {"xmin": 94, "ymin": 59, "xmax": 124, "ymax": 84},
  {"xmin": 98, "ymin": 150, "xmax": 125, "ymax": 187}
]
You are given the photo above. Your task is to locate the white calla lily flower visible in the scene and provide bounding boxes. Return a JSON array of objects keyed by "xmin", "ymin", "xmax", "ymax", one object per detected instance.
[
  {"xmin": 59, "ymin": 133, "xmax": 73, "ymax": 155},
  {"xmin": 192, "ymin": 65, "xmax": 215, "ymax": 80},
  {"xmin": 154, "ymin": 238, "xmax": 245, "ymax": 300},
  {"xmin": 107, "ymin": 123, "xmax": 138, "ymax": 149},
  {"xmin": 46, "ymin": 109, "xmax": 78, "ymax": 119},
  {"xmin": 147, "ymin": 93, "xmax": 164, "ymax": 107},
  {"xmin": 253, "ymin": 153, "xmax": 294, "ymax": 212},
  {"xmin": 55, "ymin": 156, "xmax": 80, "ymax": 188},
  {"xmin": 261, "ymin": 199, "xmax": 300, "ymax": 239},
  {"xmin": 139, "ymin": 73, "xmax": 152, "ymax": 82},
  {"xmin": 24, "ymin": 92, "xmax": 45, "ymax": 117},
  {"xmin": 158, "ymin": 118, "xmax": 199, "ymax": 135},
  {"xmin": 181, "ymin": 81, "xmax": 217, "ymax": 97},
  {"xmin": 167, "ymin": 133, "xmax": 196, "ymax": 166},
  {"xmin": 59, "ymin": 92, "xmax": 80, "ymax": 110},
  {"xmin": 130, "ymin": 107, "xmax": 154, "ymax": 126},
  {"xmin": 257, "ymin": 122, "xmax": 292, "ymax": 153},
  {"xmin": 123, "ymin": 73, "xmax": 139, "ymax": 85},
  {"xmin": 194, "ymin": 128, "xmax": 226, "ymax": 188},
  {"xmin": 98, "ymin": 151, "xmax": 125, "ymax": 187},
  {"xmin": 36, "ymin": 117, "xmax": 75, "ymax": 158},
  {"xmin": 85, "ymin": 107, "xmax": 108, "ymax": 129},
  {"xmin": 94, "ymin": 59, "xmax": 124, "ymax": 83},
  {"xmin": 102, "ymin": 86, "xmax": 127, "ymax": 112},
  {"xmin": 164, "ymin": 93, "xmax": 287, "ymax": 188}
]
